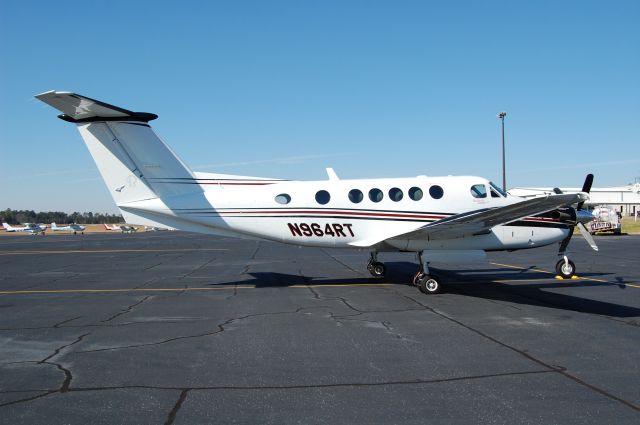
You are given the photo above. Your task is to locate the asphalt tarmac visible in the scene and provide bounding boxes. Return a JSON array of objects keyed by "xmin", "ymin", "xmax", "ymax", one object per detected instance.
[{"xmin": 1, "ymin": 231, "xmax": 639, "ymax": 424}]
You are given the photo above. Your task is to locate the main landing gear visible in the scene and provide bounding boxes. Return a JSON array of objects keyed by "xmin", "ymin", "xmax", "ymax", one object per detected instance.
[
  {"xmin": 367, "ymin": 252, "xmax": 386, "ymax": 278},
  {"xmin": 367, "ymin": 251, "xmax": 442, "ymax": 295},
  {"xmin": 412, "ymin": 251, "xmax": 441, "ymax": 294}
]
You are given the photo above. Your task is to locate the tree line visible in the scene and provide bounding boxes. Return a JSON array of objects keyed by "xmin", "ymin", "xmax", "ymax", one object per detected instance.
[{"xmin": 0, "ymin": 209, "xmax": 123, "ymax": 225}]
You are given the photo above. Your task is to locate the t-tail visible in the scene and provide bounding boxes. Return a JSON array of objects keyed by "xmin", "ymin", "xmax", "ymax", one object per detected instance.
[{"xmin": 35, "ymin": 91, "xmax": 203, "ymax": 226}]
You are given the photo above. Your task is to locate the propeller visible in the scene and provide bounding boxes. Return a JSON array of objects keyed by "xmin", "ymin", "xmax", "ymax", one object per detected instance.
[
  {"xmin": 577, "ymin": 173, "xmax": 593, "ymax": 210},
  {"xmin": 558, "ymin": 174, "xmax": 598, "ymax": 255}
]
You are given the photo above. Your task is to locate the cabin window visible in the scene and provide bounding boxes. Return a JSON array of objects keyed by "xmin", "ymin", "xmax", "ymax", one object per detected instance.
[
  {"xmin": 349, "ymin": 189, "xmax": 363, "ymax": 203},
  {"xmin": 470, "ymin": 184, "xmax": 487, "ymax": 198},
  {"xmin": 315, "ymin": 190, "xmax": 331, "ymax": 205},
  {"xmin": 489, "ymin": 181, "xmax": 507, "ymax": 197},
  {"xmin": 429, "ymin": 185, "xmax": 444, "ymax": 199},
  {"xmin": 275, "ymin": 194, "xmax": 291, "ymax": 204},
  {"xmin": 409, "ymin": 187, "xmax": 423, "ymax": 201},
  {"xmin": 369, "ymin": 188, "xmax": 384, "ymax": 202},
  {"xmin": 389, "ymin": 187, "xmax": 403, "ymax": 202},
  {"xmin": 490, "ymin": 188, "xmax": 501, "ymax": 198}
]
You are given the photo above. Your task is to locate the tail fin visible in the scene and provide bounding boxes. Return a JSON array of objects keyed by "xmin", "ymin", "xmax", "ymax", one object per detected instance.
[
  {"xmin": 2, "ymin": 223, "xmax": 13, "ymax": 231},
  {"xmin": 35, "ymin": 91, "xmax": 201, "ymax": 206},
  {"xmin": 51, "ymin": 222, "xmax": 58, "ymax": 230}
]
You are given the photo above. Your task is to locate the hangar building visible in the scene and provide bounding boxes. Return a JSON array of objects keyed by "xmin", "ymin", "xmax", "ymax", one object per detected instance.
[{"xmin": 509, "ymin": 183, "xmax": 640, "ymax": 216}]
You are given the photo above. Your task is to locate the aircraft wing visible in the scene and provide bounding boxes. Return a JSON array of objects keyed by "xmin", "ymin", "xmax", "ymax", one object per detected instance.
[{"xmin": 350, "ymin": 193, "xmax": 586, "ymax": 247}]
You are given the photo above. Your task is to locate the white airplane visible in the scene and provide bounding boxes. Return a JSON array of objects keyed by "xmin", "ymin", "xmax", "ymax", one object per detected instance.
[
  {"xmin": 120, "ymin": 225, "xmax": 138, "ymax": 233},
  {"xmin": 103, "ymin": 223, "xmax": 120, "ymax": 231},
  {"xmin": 51, "ymin": 222, "xmax": 86, "ymax": 234},
  {"xmin": 36, "ymin": 91, "xmax": 598, "ymax": 294},
  {"xmin": 3, "ymin": 222, "xmax": 46, "ymax": 235}
]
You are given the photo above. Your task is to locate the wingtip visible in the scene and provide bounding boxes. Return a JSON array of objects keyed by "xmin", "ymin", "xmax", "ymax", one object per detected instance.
[{"xmin": 34, "ymin": 90, "xmax": 73, "ymax": 100}]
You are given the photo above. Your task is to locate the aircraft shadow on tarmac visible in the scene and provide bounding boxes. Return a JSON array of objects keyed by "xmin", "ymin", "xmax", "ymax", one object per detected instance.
[{"xmin": 216, "ymin": 262, "xmax": 640, "ymax": 319}]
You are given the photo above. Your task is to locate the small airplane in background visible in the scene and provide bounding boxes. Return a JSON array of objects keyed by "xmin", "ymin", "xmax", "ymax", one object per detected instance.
[
  {"xmin": 103, "ymin": 223, "xmax": 137, "ymax": 233},
  {"xmin": 120, "ymin": 225, "xmax": 138, "ymax": 233},
  {"xmin": 3, "ymin": 222, "xmax": 46, "ymax": 235},
  {"xmin": 37, "ymin": 91, "xmax": 599, "ymax": 294},
  {"xmin": 51, "ymin": 222, "xmax": 86, "ymax": 234},
  {"xmin": 144, "ymin": 226, "xmax": 168, "ymax": 231}
]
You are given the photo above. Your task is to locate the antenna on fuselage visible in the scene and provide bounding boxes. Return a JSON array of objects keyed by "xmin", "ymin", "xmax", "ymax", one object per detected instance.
[{"xmin": 326, "ymin": 168, "xmax": 339, "ymax": 181}]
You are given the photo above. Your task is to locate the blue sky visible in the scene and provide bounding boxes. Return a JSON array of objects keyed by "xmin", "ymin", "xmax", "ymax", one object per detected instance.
[{"xmin": 1, "ymin": 1, "xmax": 638, "ymax": 214}]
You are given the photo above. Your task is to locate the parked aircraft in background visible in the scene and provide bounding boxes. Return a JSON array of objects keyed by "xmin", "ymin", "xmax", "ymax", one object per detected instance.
[
  {"xmin": 36, "ymin": 91, "xmax": 598, "ymax": 294},
  {"xmin": 51, "ymin": 222, "xmax": 86, "ymax": 234},
  {"xmin": 144, "ymin": 226, "xmax": 168, "ymax": 231},
  {"xmin": 103, "ymin": 223, "xmax": 120, "ymax": 231},
  {"xmin": 3, "ymin": 222, "xmax": 46, "ymax": 235},
  {"xmin": 120, "ymin": 225, "xmax": 138, "ymax": 233}
]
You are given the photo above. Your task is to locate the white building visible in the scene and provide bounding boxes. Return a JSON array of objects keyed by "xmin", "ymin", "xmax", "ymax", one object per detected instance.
[{"xmin": 509, "ymin": 183, "xmax": 640, "ymax": 216}]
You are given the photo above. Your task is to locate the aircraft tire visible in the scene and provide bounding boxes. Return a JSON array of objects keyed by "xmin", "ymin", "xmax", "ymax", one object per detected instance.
[
  {"xmin": 418, "ymin": 275, "xmax": 441, "ymax": 294},
  {"xmin": 555, "ymin": 258, "xmax": 576, "ymax": 279},
  {"xmin": 369, "ymin": 262, "xmax": 386, "ymax": 278}
]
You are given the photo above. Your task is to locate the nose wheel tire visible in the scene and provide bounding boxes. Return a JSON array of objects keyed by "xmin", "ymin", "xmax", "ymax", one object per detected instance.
[
  {"xmin": 555, "ymin": 258, "xmax": 576, "ymax": 279},
  {"xmin": 418, "ymin": 275, "xmax": 441, "ymax": 294},
  {"xmin": 368, "ymin": 261, "xmax": 386, "ymax": 278}
]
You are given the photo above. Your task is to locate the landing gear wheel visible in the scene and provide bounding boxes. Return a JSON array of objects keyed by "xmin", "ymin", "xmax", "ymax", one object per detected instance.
[
  {"xmin": 369, "ymin": 261, "xmax": 386, "ymax": 277},
  {"xmin": 555, "ymin": 258, "xmax": 576, "ymax": 279},
  {"xmin": 412, "ymin": 271, "xmax": 424, "ymax": 286},
  {"xmin": 418, "ymin": 275, "xmax": 441, "ymax": 294}
]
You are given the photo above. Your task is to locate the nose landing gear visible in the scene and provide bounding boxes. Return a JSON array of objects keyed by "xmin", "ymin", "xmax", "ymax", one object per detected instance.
[{"xmin": 555, "ymin": 256, "xmax": 576, "ymax": 279}]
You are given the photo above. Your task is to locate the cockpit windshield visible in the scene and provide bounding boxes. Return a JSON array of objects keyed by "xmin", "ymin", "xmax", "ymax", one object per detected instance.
[{"xmin": 489, "ymin": 181, "xmax": 507, "ymax": 197}]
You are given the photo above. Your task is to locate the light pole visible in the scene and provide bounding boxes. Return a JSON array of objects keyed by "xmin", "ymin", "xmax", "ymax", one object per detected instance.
[{"xmin": 498, "ymin": 111, "xmax": 507, "ymax": 191}]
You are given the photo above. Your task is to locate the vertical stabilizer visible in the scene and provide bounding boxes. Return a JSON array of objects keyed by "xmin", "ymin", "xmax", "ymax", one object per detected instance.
[{"xmin": 35, "ymin": 91, "xmax": 200, "ymax": 206}]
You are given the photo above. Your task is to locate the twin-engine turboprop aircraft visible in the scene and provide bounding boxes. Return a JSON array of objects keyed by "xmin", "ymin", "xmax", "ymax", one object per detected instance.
[{"xmin": 36, "ymin": 91, "xmax": 598, "ymax": 294}]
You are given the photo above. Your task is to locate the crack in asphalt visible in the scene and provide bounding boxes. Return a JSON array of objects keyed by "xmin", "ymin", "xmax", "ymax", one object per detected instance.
[
  {"xmin": 164, "ymin": 389, "xmax": 189, "ymax": 425},
  {"xmin": 53, "ymin": 316, "xmax": 82, "ymax": 328},
  {"xmin": 320, "ymin": 249, "xmax": 365, "ymax": 276},
  {"xmin": 392, "ymin": 287, "xmax": 640, "ymax": 413},
  {"xmin": 39, "ymin": 333, "xmax": 90, "ymax": 364},
  {"xmin": 101, "ymin": 295, "xmax": 153, "ymax": 323},
  {"xmin": 75, "ymin": 307, "xmax": 328, "ymax": 354},
  {"xmin": 0, "ymin": 360, "xmax": 74, "ymax": 407},
  {"xmin": 0, "ymin": 368, "xmax": 559, "ymax": 405},
  {"xmin": 181, "ymin": 257, "xmax": 218, "ymax": 279}
]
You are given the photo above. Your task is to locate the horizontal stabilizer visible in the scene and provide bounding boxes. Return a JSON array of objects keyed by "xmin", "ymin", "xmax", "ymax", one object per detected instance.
[{"xmin": 35, "ymin": 91, "xmax": 157, "ymax": 123}]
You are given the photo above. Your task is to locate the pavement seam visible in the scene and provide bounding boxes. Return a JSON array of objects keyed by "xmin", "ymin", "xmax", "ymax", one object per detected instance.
[{"xmin": 395, "ymin": 289, "xmax": 640, "ymax": 413}]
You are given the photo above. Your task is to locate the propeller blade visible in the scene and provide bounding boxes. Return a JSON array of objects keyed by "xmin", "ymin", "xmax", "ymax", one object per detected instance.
[
  {"xmin": 577, "ymin": 222, "xmax": 599, "ymax": 251},
  {"xmin": 581, "ymin": 173, "xmax": 594, "ymax": 193},
  {"xmin": 577, "ymin": 173, "xmax": 594, "ymax": 210}
]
